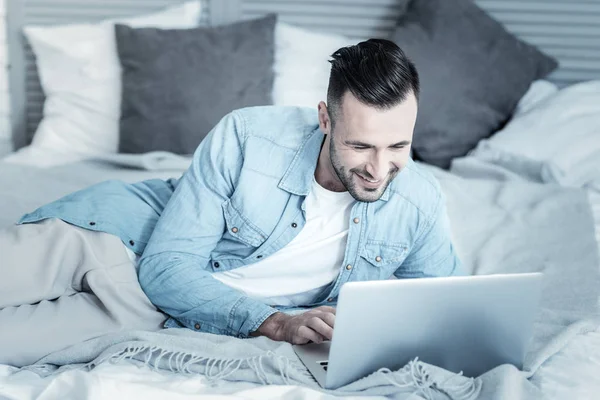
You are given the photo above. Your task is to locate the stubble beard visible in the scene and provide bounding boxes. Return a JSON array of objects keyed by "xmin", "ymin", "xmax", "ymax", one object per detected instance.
[{"xmin": 329, "ymin": 136, "xmax": 398, "ymax": 203}]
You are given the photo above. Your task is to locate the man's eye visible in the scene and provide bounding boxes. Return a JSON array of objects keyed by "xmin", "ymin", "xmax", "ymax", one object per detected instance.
[
  {"xmin": 393, "ymin": 146, "xmax": 405, "ymax": 150},
  {"xmin": 354, "ymin": 146, "xmax": 369, "ymax": 150}
]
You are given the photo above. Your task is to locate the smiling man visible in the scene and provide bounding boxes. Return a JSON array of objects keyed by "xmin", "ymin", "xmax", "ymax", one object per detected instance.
[
  {"xmin": 139, "ymin": 39, "xmax": 464, "ymax": 345},
  {"xmin": 0, "ymin": 39, "xmax": 462, "ymax": 366}
]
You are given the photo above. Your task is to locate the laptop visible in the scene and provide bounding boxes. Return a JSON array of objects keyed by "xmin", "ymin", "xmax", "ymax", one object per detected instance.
[{"xmin": 293, "ymin": 272, "xmax": 543, "ymax": 389}]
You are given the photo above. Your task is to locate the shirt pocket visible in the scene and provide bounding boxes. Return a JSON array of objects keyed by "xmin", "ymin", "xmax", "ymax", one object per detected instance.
[
  {"xmin": 358, "ymin": 240, "xmax": 410, "ymax": 280},
  {"xmin": 218, "ymin": 198, "xmax": 268, "ymax": 260}
]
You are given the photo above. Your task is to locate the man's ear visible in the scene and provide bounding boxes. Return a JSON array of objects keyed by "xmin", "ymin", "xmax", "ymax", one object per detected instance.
[{"xmin": 317, "ymin": 101, "xmax": 331, "ymax": 136}]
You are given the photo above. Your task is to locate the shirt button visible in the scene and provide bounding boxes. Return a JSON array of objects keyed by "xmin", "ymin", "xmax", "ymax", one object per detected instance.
[
  {"xmin": 214, "ymin": 262, "xmax": 220, "ymax": 268},
  {"xmin": 353, "ymin": 218, "xmax": 360, "ymax": 224},
  {"xmin": 194, "ymin": 323, "xmax": 201, "ymax": 330},
  {"xmin": 291, "ymin": 222, "xmax": 298, "ymax": 228},
  {"xmin": 129, "ymin": 240, "xmax": 135, "ymax": 246},
  {"xmin": 346, "ymin": 264, "xmax": 352, "ymax": 270},
  {"xmin": 89, "ymin": 222, "xmax": 96, "ymax": 226},
  {"xmin": 231, "ymin": 227, "xmax": 239, "ymax": 233},
  {"xmin": 375, "ymin": 256, "xmax": 382, "ymax": 262},
  {"xmin": 327, "ymin": 297, "xmax": 334, "ymax": 302}
]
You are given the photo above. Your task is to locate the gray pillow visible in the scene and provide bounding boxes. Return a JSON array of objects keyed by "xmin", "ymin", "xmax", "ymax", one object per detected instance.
[
  {"xmin": 116, "ymin": 15, "xmax": 276, "ymax": 154},
  {"xmin": 390, "ymin": 0, "xmax": 558, "ymax": 169}
]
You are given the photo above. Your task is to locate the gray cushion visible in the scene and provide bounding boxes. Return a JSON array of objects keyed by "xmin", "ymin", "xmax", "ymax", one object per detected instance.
[
  {"xmin": 116, "ymin": 15, "xmax": 276, "ymax": 154},
  {"xmin": 390, "ymin": 0, "xmax": 558, "ymax": 169}
]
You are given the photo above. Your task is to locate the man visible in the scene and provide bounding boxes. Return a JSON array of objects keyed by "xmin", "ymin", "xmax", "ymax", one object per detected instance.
[{"xmin": 0, "ymin": 39, "xmax": 462, "ymax": 367}]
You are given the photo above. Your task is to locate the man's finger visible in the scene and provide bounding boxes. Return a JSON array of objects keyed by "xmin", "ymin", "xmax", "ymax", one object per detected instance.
[
  {"xmin": 319, "ymin": 312, "xmax": 335, "ymax": 330},
  {"xmin": 306, "ymin": 316, "xmax": 334, "ymax": 341},
  {"xmin": 297, "ymin": 325, "xmax": 326, "ymax": 344},
  {"xmin": 291, "ymin": 335, "xmax": 310, "ymax": 345},
  {"xmin": 310, "ymin": 308, "xmax": 335, "ymax": 328}
]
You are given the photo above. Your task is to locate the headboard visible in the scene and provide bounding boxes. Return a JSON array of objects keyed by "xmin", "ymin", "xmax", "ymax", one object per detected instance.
[{"xmin": 6, "ymin": 0, "xmax": 600, "ymax": 151}]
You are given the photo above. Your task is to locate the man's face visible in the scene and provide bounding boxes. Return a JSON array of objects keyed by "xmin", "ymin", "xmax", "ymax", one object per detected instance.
[{"xmin": 318, "ymin": 91, "xmax": 418, "ymax": 203}]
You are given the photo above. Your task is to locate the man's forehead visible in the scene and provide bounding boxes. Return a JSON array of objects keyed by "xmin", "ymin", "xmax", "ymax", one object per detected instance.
[{"xmin": 338, "ymin": 100, "xmax": 417, "ymax": 142}]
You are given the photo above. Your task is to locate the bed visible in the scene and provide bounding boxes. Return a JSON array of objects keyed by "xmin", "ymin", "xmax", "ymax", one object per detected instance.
[{"xmin": 1, "ymin": 0, "xmax": 600, "ymax": 399}]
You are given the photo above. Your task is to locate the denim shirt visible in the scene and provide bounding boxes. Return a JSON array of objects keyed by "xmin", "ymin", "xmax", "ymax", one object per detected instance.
[{"xmin": 19, "ymin": 106, "xmax": 463, "ymax": 338}]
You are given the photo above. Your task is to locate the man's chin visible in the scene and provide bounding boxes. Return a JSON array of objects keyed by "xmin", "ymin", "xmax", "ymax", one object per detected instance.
[{"xmin": 349, "ymin": 185, "xmax": 383, "ymax": 203}]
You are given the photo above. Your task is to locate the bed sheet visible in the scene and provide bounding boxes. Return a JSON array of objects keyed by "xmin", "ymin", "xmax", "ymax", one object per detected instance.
[
  {"xmin": 0, "ymin": 152, "xmax": 185, "ymax": 229},
  {"xmin": 1, "ymin": 151, "xmax": 600, "ymax": 400},
  {"xmin": 0, "ymin": 363, "xmax": 384, "ymax": 400}
]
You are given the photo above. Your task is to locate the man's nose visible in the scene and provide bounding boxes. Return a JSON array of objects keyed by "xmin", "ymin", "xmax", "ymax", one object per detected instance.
[{"xmin": 365, "ymin": 153, "xmax": 390, "ymax": 181}]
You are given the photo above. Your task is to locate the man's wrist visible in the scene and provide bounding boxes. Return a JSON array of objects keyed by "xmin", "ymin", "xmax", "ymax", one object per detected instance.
[{"xmin": 251, "ymin": 312, "xmax": 288, "ymax": 339}]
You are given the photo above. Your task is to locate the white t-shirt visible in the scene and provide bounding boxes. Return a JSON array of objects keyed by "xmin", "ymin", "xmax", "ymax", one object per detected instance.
[
  {"xmin": 124, "ymin": 175, "xmax": 356, "ymax": 307},
  {"xmin": 213, "ymin": 175, "xmax": 356, "ymax": 306}
]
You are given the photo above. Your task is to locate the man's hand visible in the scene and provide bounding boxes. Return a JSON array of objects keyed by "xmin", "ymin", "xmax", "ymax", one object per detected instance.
[{"xmin": 252, "ymin": 306, "xmax": 336, "ymax": 345}]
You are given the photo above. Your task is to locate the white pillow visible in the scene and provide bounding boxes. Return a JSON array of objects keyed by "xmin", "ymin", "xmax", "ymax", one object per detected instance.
[
  {"xmin": 471, "ymin": 80, "xmax": 600, "ymax": 189},
  {"xmin": 512, "ymin": 80, "xmax": 558, "ymax": 115},
  {"xmin": 22, "ymin": 1, "xmax": 202, "ymax": 163},
  {"xmin": 273, "ymin": 22, "xmax": 364, "ymax": 108}
]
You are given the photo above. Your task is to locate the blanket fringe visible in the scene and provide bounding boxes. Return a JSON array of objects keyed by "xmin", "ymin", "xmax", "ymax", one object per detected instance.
[
  {"xmin": 83, "ymin": 345, "xmax": 295, "ymax": 386},
  {"xmin": 80, "ymin": 347, "xmax": 480, "ymax": 398},
  {"xmin": 377, "ymin": 357, "xmax": 481, "ymax": 400}
]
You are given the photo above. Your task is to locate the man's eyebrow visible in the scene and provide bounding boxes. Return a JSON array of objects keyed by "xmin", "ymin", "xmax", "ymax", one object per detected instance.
[{"xmin": 344, "ymin": 140, "xmax": 412, "ymax": 148}]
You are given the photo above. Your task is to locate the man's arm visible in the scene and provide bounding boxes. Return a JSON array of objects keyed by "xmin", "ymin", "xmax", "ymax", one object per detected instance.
[
  {"xmin": 395, "ymin": 193, "xmax": 465, "ymax": 278},
  {"xmin": 138, "ymin": 112, "xmax": 278, "ymax": 338}
]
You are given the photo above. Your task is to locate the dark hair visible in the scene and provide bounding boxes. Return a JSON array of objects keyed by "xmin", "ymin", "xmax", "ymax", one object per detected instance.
[{"xmin": 326, "ymin": 38, "xmax": 419, "ymax": 127}]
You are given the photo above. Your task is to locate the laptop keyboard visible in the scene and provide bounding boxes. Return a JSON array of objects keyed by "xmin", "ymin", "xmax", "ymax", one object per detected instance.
[{"xmin": 318, "ymin": 361, "xmax": 328, "ymax": 371}]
